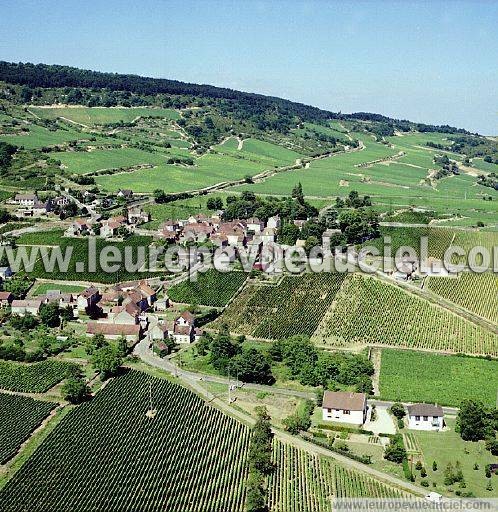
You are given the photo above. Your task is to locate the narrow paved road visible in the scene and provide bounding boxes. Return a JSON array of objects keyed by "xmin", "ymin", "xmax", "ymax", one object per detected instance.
[
  {"xmin": 134, "ymin": 339, "xmax": 460, "ymax": 412},
  {"xmin": 134, "ymin": 338, "xmax": 427, "ymax": 496}
]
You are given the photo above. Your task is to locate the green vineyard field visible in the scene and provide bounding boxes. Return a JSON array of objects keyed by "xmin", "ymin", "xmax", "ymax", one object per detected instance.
[
  {"xmin": 0, "ymin": 360, "xmax": 77, "ymax": 393},
  {"xmin": 211, "ymin": 273, "xmax": 346, "ymax": 339},
  {"xmin": 379, "ymin": 349, "xmax": 498, "ymax": 407},
  {"xmin": 313, "ymin": 274, "xmax": 498, "ymax": 356},
  {"xmin": 267, "ymin": 440, "xmax": 411, "ymax": 511},
  {"xmin": 0, "ymin": 393, "xmax": 56, "ymax": 464},
  {"xmin": 0, "ymin": 370, "xmax": 250, "ymax": 512},
  {"xmin": 168, "ymin": 269, "xmax": 248, "ymax": 307},
  {"xmin": 426, "ymin": 272, "xmax": 498, "ymax": 324}
]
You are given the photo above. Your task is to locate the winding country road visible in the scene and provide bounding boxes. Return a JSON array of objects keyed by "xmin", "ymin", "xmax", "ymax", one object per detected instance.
[{"xmin": 133, "ymin": 338, "xmax": 429, "ymax": 496}]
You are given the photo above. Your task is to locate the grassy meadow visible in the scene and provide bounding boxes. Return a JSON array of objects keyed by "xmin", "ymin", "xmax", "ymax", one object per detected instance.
[{"xmin": 379, "ymin": 348, "xmax": 498, "ymax": 407}]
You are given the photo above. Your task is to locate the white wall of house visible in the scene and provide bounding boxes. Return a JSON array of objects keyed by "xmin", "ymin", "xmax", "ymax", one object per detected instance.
[
  {"xmin": 408, "ymin": 414, "xmax": 443, "ymax": 431},
  {"xmin": 173, "ymin": 334, "xmax": 192, "ymax": 344},
  {"xmin": 322, "ymin": 407, "xmax": 365, "ymax": 425}
]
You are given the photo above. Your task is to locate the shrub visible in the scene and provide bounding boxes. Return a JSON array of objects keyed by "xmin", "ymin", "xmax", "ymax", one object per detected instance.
[{"xmin": 421, "ymin": 480, "xmax": 429, "ymax": 487}]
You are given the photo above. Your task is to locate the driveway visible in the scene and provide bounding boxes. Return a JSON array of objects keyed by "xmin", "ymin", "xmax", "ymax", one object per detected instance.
[{"xmin": 365, "ymin": 405, "xmax": 396, "ymax": 435}]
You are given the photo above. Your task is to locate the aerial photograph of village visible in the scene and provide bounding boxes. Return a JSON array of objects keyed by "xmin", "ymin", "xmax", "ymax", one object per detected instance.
[{"xmin": 0, "ymin": 1, "xmax": 496, "ymax": 511}]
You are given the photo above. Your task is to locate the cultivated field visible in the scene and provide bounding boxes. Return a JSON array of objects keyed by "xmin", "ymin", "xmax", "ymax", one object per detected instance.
[
  {"xmin": 29, "ymin": 106, "xmax": 180, "ymax": 125},
  {"xmin": 0, "ymin": 370, "xmax": 250, "ymax": 511},
  {"xmin": 379, "ymin": 349, "xmax": 498, "ymax": 407},
  {"xmin": 16, "ymin": 230, "xmax": 159, "ymax": 283},
  {"xmin": 267, "ymin": 440, "xmax": 411, "ymax": 511},
  {"xmin": 32, "ymin": 282, "xmax": 87, "ymax": 296},
  {"xmin": 313, "ymin": 274, "xmax": 498, "ymax": 356},
  {"xmin": 211, "ymin": 273, "xmax": 346, "ymax": 339},
  {"xmin": 0, "ymin": 393, "xmax": 56, "ymax": 464},
  {"xmin": 0, "ymin": 360, "xmax": 77, "ymax": 393},
  {"xmin": 426, "ymin": 272, "xmax": 498, "ymax": 324},
  {"xmin": 168, "ymin": 270, "xmax": 248, "ymax": 307},
  {"xmin": 54, "ymin": 147, "xmax": 171, "ymax": 174}
]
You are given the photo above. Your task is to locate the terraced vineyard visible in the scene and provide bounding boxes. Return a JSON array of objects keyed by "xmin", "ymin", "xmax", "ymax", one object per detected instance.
[
  {"xmin": 211, "ymin": 273, "xmax": 346, "ymax": 339},
  {"xmin": 313, "ymin": 274, "xmax": 498, "ymax": 356},
  {"xmin": 0, "ymin": 370, "xmax": 250, "ymax": 512},
  {"xmin": 0, "ymin": 360, "xmax": 78, "ymax": 393},
  {"xmin": 0, "ymin": 393, "xmax": 56, "ymax": 464},
  {"xmin": 364, "ymin": 226, "xmax": 455, "ymax": 260},
  {"xmin": 267, "ymin": 440, "xmax": 411, "ymax": 511},
  {"xmin": 426, "ymin": 272, "xmax": 498, "ymax": 324},
  {"xmin": 168, "ymin": 269, "xmax": 248, "ymax": 307}
]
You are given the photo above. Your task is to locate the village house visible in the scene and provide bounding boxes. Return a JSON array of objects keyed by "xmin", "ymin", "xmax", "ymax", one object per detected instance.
[
  {"xmin": 0, "ymin": 291, "xmax": 13, "ymax": 308},
  {"xmin": 266, "ymin": 215, "xmax": 281, "ymax": 230},
  {"xmin": 100, "ymin": 215, "xmax": 127, "ymax": 238},
  {"xmin": 407, "ymin": 404, "xmax": 444, "ymax": 431},
  {"xmin": 148, "ymin": 321, "xmax": 169, "ymax": 341},
  {"xmin": 42, "ymin": 290, "xmax": 76, "ymax": 310},
  {"xmin": 13, "ymin": 193, "xmax": 38, "ymax": 207},
  {"xmin": 127, "ymin": 207, "xmax": 150, "ymax": 225},
  {"xmin": 117, "ymin": 189, "xmax": 133, "ymax": 199},
  {"xmin": 246, "ymin": 217, "xmax": 264, "ymax": 234},
  {"xmin": 66, "ymin": 218, "xmax": 94, "ymax": 237},
  {"xmin": 153, "ymin": 294, "xmax": 169, "ymax": 312},
  {"xmin": 181, "ymin": 223, "xmax": 215, "ymax": 243},
  {"xmin": 322, "ymin": 391, "xmax": 368, "ymax": 426},
  {"xmin": 261, "ymin": 227, "xmax": 276, "ymax": 244},
  {"xmin": 77, "ymin": 286, "xmax": 101, "ymax": 312},
  {"xmin": 86, "ymin": 322, "xmax": 141, "ymax": 342},
  {"xmin": 11, "ymin": 299, "xmax": 42, "ymax": 317},
  {"xmin": 170, "ymin": 311, "xmax": 201, "ymax": 344},
  {"xmin": 108, "ymin": 302, "xmax": 141, "ymax": 325}
]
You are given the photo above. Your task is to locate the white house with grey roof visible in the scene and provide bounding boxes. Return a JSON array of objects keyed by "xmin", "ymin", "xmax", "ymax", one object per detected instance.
[
  {"xmin": 407, "ymin": 403, "xmax": 444, "ymax": 431},
  {"xmin": 322, "ymin": 391, "xmax": 367, "ymax": 425}
]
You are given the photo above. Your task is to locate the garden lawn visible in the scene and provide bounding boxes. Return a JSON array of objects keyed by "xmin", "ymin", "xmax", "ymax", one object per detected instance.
[{"xmin": 412, "ymin": 417, "xmax": 498, "ymax": 497}]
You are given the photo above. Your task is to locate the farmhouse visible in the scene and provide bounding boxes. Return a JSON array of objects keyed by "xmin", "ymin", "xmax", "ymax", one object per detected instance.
[
  {"xmin": 407, "ymin": 403, "xmax": 444, "ymax": 431},
  {"xmin": 77, "ymin": 286, "xmax": 101, "ymax": 311},
  {"xmin": 322, "ymin": 391, "xmax": 368, "ymax": 425},
  {"xmin": 11, "ymin": 299, "xmax": 42, "ymax": 316},
  {"xmin": 127, "ymin": 207, "xmax": 150, "ymax": 225},
  {"xmin": 86, "ymin": 322, "xmax": 141, "ymax": 342},
  {"xmin": 13, "ymin": 193, "xmax": 38, "ymax": 207},
  {"xmin": 117, "ymin": 189, "xmax": 133, "ymax": 199},
  {"xmin": 100, "ymin": 215, "xmax": 127, "ymax": 238}
]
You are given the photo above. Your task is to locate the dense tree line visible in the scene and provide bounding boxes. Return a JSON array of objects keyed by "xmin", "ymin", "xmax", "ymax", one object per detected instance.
[{"xmin": 0, "ymin": 62, "xmax": 473, "ymax": 136}]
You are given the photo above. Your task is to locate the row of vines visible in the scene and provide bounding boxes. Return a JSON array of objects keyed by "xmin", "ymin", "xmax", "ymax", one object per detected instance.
[
  {"xmin": 267, "ymin": 440, "xmax": 411, "ymax": 511},
  {"xmin": 426, "ymin": 272, "xmax": 498, "ymax": 324},
  {"xmin": 0, "ymin": 393, "xmax": 56, "ymax": 464},
  {"xmin": 0, "ymin": 360, "xmax": 78, "ymax": 393},
  {"xmin": 211, "ymin": 273, "xmax": 346, "ymax": 339},
  {"xmin": 0, "ymin": 370, "xmax": 250, "ymax": 512},
  {"xmin": 313, "ymin": 274, "xmax": 498, "ymax": 356}
]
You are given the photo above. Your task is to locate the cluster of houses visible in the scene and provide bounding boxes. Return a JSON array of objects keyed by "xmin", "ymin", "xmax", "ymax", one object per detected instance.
[
  {"xmin": 321, "ymin": 391, "xmax": 445, "ymax": 431},
  {"xmin": 158, "ymin": 213, "xmax": 283, "ymax": 247},
  {"xmin": 65, "ymin": 207, "xmax": 150, "ymax": 238},
  {"xmin": 9, "ymin": 193, "xmax": 69, "ymax": 217},
  {"xmin": 5, "ymin": 279, "xmax": 201, "ymax": 348}
]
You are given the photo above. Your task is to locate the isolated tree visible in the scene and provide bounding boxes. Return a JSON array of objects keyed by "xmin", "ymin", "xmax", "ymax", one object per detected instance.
[
  {"xmin": 458, "ymin": 400, "xmax": 490, "ymax": 441},
  {"xmin": 91, "ymin": 345, "xmax": 122, "ymax": 380},
  {"xmin": 39, "ymin": 302, "xmax": 61, "ymax": 328},
  {"xmin": 390, "ymin": 403, "xmax": 406, "ymax": 420},
  {"xmin": 62, "ymin": 376, "xmax": 89, "ymax": 404},
  {"xmin": 230, "ymin": 348, "xmax": 274, "ymax": 385}
]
